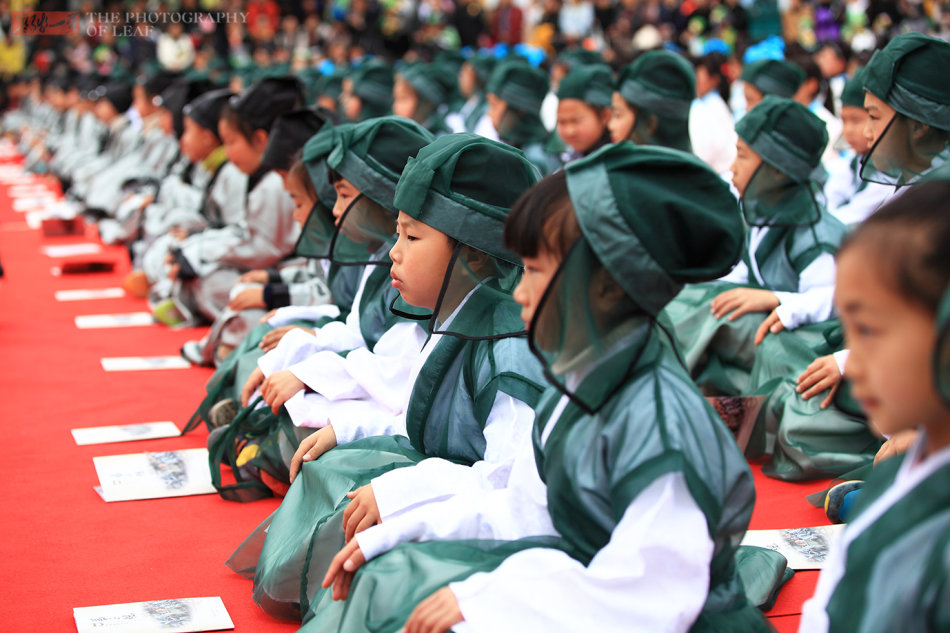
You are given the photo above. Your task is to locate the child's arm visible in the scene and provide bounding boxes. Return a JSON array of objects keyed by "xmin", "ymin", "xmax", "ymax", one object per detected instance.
[{"xmin": 771, "ymin": 253, "xmax": 837, "ymax": 329}]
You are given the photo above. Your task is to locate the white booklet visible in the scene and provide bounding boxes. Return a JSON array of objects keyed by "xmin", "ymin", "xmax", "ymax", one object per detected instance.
[
  {"xmin": 75, "ymin": 312, "xmax": 155, "ymax": 329},
  {"xmin": 92, "ymin": 448, "xmax": 216, "ymax": 502},
  {"xmin": 73, "ymin": 597, "xmax": 234, "ymax": 633},
  {"xmin": 72, "ymin": 422, "xmax": 180, "ymax": 446},
  {"xmin": 56, "ymin": 287, "xmax": 125, "ymax": 302},
  {"xmin": 43, "ymin": 243, "xmax": 102, "ymax": 257},
  {"xmin": 101, "ymin": 356, "xmax": 192, "ymax": 372},
  {"xmin": 740, "ymin": 524, "xmax": 846, "ymax": 570}
]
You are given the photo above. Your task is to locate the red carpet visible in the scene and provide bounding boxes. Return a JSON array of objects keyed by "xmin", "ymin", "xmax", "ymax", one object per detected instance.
[{"xmin": 0, "ymin": 145, "xmax": 827, "ymax": 632}]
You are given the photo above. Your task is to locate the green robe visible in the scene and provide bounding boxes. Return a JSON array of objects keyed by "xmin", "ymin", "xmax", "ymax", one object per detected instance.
[
  {"xmin": 225, "ymin": 287, "xmax": 547, "ymax": 621},
  {"xmin": 299, "ymin": 326, "xmax": 772, "ymax": 633}
]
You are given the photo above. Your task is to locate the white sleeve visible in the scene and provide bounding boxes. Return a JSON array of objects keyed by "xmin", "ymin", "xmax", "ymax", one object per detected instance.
[
  {"xmin": 370, "ymin": 394, "xmax": 536, "ymax": 521},
  {"xmin": 717, "ymin": 259, "xmax": 749, "ymax": 285},
  {"xmin": 833, "ymin": 348, "xmax": 850, "ymax": 375},
  {"xmin": 355, "ymin": 421, "xmax": 555, "ymax": 560},
  {"xmin": 773, "ymin": 253, "xmax": 837, "ymax": 329},
  {"xmin": 450, "ymin": 472, "xmax": 714, "ymax": 633},
  {"xmin": 256, "ymin": 312, "xmax": 368, "ymax": 376},
  {"xmin": 267, "ymin": 304, "xmax": 341, "ymax": 327}
]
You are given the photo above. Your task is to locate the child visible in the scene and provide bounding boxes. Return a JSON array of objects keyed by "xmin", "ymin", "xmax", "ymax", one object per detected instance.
[
  {"xmin": 227, "ymin": 134, "xmax": 547, "ymax": 622},
  {"xmin": 204, "ymin": 117, "xmax": 436, "ymax": 499},
  {"xmin": 392, "ymin": 63, "xmax": 458, "ymax": 136},
  {"xmin": 859, "ymin": 32, "xmax": 950, "ymax": 188},
  {"xmin": 445, "ymin": 56, "xmax": 497, "ymax": 138},
  {"xmin": 608, "ymin": 50, "xmax": 695, "ymax": 153},
  {"xmin": 313, "ymin": 143, "xmax": 772, "ymax": 633},
  {"xmin": 823, "ymin": 67, "xmax": 892, "ymax": 227},
  {"xmin": 664, "ymin": 96, "xmax": 846, "ymax": 397},
  {"xmin": 799, "ymin": 174, "xmax": 950, "ymax": 632},
  {"xmin": 180, "ymin": 108, "xmax": 335, "ymax": 366},
  {"xmin": 554, "ymin": 63, "xmax": 613, "ymax": 163},
  {"xmin": 484, "ymin": 60, "xmax": 562, "ymax": 176},
  {"xmin": 740, "ymin": 59, "xmax": 805, "ymax": 112},
  {"xmin": 689, "ymin": 51, "xmax": 738, "ymax": 176},
  {"xmin": 341, "ymin": 60, "xmax": 394, "ymax": 122},
  {"xmin": 150, "ymin": 76, "xmax": 301, "ymax": 328}
]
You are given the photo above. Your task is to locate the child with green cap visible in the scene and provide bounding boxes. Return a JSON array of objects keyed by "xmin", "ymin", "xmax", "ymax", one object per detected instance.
[
  {"xmin": 314, "ymin": 142, "xmax": 773, "ymax": 633},
  {"xmin": 149, "ymin": 76, "xmax": 302, "ymax": 328},
  {"xmin": 799, "ymin": 173, "xmax": 950, "ymax": 633},
  {"xmin": 664, "ymin": 96, "xmax": 846, "ymax": 397},
  {"xmin": 740, "ymin": 58, "xmax": 806, "ymax": 112},
  {"xmin": 485, "ymin": 59, "xmax": 562, "ymax": 175},
  {"xmin": 205, "ymin": 117, "xmax": 435, "ymax": 500},
  {"xmin": 608, "ymin": 49, "xmax": 695, "ymax": 153},
  {"xmin": 341, "ymin": 59, "xmax": 394, "ymax": 122},
  {"xmin": 445, "ymin": 56, "xmax": 498, "ymax": 138},
  {"xmin": 823, "ymin": 67, "xmax": 892, "ymax": 227},
  {"xmin": 554, "ymin": 63, "xmax": 613, "ymax": 163},
  {"xmin": 225, "ymin": 133, "xmax": 547, "ymax": 622},
  {"xmin": 859, "ymin": 32, "xmax": 950, "ymax": 188},
  {"xmin": 392, "ymin": 62, "xmax": 458, "ymax": 136}
]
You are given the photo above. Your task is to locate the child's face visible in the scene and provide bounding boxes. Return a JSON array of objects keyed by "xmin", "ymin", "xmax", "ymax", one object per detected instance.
[
  {"xmin": 285, "ymin": 173, "xmax": 317, "ymax": 226},
  {"xmin": 743, "ymin": 83, "xmax": 764, "ymax": 111},
  {"xmin": 556, "ymin": 99, "xmax": 608, "ymax": 154},
  {"xmin": 218, "ymin": 118, "xmax": 266, "ymax": 175},
  {"xmin": 695, "ymin": 65, "xmax": 718, "ymax": 99},
  {"xmin": 836, "ymin": 244, "xmax": 945, "ymax": 440},
  {"xmin": 608, "ymin": 92, "xmax": 635, "ymax": 143},
  {"xmin": 331, "ymin": 177, "xmax": 361, "ymax": 225},
  {"xmin": 487, "ymin": 93, "xmax": 507, "ymax": 131},
  {"xmin": 392, "ymin": 77, "xmax": 419, "ymax": 121},
  {"xmin": 863, "ymin": 91, "xmax": 896, "ymax": 149},
  {"xmin": 389, "ymin": 211, "xmax": 455, "ymax": 310},
  {"xmin": 94, "ymin": 99, "xmax": 119, "ymax": 123},
  {"xmin": 180, "ymin": 117, "xmax": 220, "ymax": 163},
  {"xmin": 513, "ymin": 248, "xmax": 561, "ymax": 327},
  {"xmin": 458, "ymin": 64, "xmax": 477, "ymax": 99},
  {"xmin": 731, "ymin": 137, "xmax": 762, "ymax": 197},
  {"xmin": 840, "ymin": 105, "xmax": 871, "ymax": 154},
  {"xmin": 863, "ymin": 91, "xmax": 908, "ymax": 174}
]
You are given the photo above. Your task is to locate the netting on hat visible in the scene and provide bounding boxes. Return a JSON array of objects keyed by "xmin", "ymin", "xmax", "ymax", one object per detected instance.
[
  {"xmin": 936, "ymin": 286, "xmax": 950, "ymax": 406},
  {"xmin": 328, "ymin": 193, "xmax": 397, "ymax": 266},
  {"xmin": 860, "ymin": 113, "xmax": 950, "ymax": 187},
  {"xmin": 529, "ymin": 239, "xmax": 652, "ymax": 413},
  {"xmin": 741, "ymin": 161, "xmax": 821, "ymax": 227}
]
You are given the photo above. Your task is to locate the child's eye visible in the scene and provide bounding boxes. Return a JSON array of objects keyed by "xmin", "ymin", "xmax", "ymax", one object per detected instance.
[{"xmin": 405, "ymin": 234, "xmax": 418, "ymax": 242}]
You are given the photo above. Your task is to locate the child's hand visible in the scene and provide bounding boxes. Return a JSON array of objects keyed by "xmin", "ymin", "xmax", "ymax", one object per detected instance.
[
  {"xmin": 342, "ymin": 484, "xmax": 381, "ymax": 542},
  {"xmin": 259, "ymin": 326, "xmax": 312, "ymax": 352},
  {"xmin": 260, "ymin": 369, "xmax": 305, "ymax": 413},
  {"xmin": 321, "ymin": 538, "xmax": 366, "ymax": 601},
  {"xmin": 168, "ymin": 227, "xmax": 189, "ymax": 241},
  {"xmin": 228, "ymin": 286, "xmax": 266, "ymax": 311},
  {"xmin": 754, "ymin": 309, "xmax": 786, "ymax": 345},
  {"xmin": 290, "ymin": 425, "xmax": 337, "ymax": 482},
  {"xmin": 405, "ymin": 588, "xmax": 464, "ymax": 633},
  {"xmin": 796, "ymin": 355, "xmax": 842, "ymax": 409},
  {"xmin": 241, "ymin": 367, "xmax": 265, "ymax": 408},
  {"xmin": 260, "ymin": 309, "xmax": 278, "ymax": 323},
  {"xmin": 711, "ymin": 288, "xmax": 780, "ymax": 321},
  {"xmin": 239, "ymin": 269, "xmax": 270, "ymax": 284},
  {"xmin": 874, "ymin": 429, "xmax": 917, "ymax": 465}
]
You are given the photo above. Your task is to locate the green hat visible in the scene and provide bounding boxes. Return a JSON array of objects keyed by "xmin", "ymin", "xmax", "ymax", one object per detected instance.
[
  {"xmin": 617, "ymin": 50, "xmax": 696, "ymax": 120},
  {"xmin": 466, "ymin": 56, "xmax": 497, "ymax": 85},
  {"xmin": 741, "ymin": 59, "xmax": 805, "ymax": 99},
  {"xmin": 349, "ymin": 60, "xmax": 394, "ymax": 119},
  {"xmin": 295, "ymin": 122, "xmax": 354, "ymax": 259},
  {"xmin": 326, "ymin": 116, "xmax": 435, "ymax": 213},
  {"xmin": 556, "ymin": 63, "xmax": 614, "ymax": 108},
  {"xmin": 736, "ymin": 95, "xmax": 827, "ymax": 183},
  {"xmin": 395, "ymin": 133, "xmax": 541, "ymax": 263},
  {"xmin": 566, "ymin": 143, "xmax": 744, "ymax": 316},
  {"xmin": 864, "ymin": 32, "xmax": 950, "ymax": 131},
  {"xmin": 398, "ymin": 63, "xmax": 457, "ymax": 107},
  {"xmin": 487, "ymin": 60, "xmax": 549, "ymax": 114},
  {"xmin": 840, "ymin": 66, "xmax": 868, "ymax": 108},
  {"xmin": 557, "ymin": 48, "xmax": 605, "ymax": 68}
]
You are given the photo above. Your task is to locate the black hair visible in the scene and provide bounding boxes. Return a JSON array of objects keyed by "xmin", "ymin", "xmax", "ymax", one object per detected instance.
[
  {"xmin": 327, "ymin": 167, "xmax": 343, "ymax": 185},
  {"xmin": 841, "ymin": 179, "xmax": 950, "ymax": 313},
  {"xmin": 504, "ymin": 170, "xmax": 581, "ymax": 259},
  {"xmin": 219, "ymin": 102, "xmax": 258, "ymax": 142},
  {"xmin": 693, "ymin": 51, "xmax": 731, "ymax": 102},
  {"xmin": 287, "ymin": 153, "xmax": 317, "ymax": 202}
]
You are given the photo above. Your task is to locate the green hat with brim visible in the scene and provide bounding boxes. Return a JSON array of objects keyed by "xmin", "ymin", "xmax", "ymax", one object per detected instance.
[
  {"xmin": 395, "ymin": 133, "xmax": 541, "ymax": 263},
  {"xmin": 326, "ymin": 116, "xmax": 435, "ymax": 212},
  {"xmin": 467, "ymin": 56, "xmax": 498, "ymax": 85},
  {"xmin": 349, "ymin": 60, "xmax": 395, "ymax": 119},
  {"xmin": 840, "ymin": 66, "xmax": 868, "ymax": 108},
  {"xmin": 487, "ymin": 60, "xmax": 549, "ymax": 114},
  {"xmin": 565, "ymin": 142, "xmax": 744, "ymax": 316},
  {"xmin": 736, "ymin": 95, "xmax": 827, "ymax": 183},
  {"xmin": 741, "ymin": 59, "xmax": 805, "ymax": 99},
  {"xmin": 398, "ymin": 63, "xmax": 457, "ymax": 107},
  {"xmin": 864, "ymin": 32, "xmax": 950, "ymax": 131},
  {"xmin": 617, "ymin": 50, "xmax": 696, "ymax": 120},
  {"xmin": 302, "ymin": 122, "xmax": 352, "ymax": 208},
  {"xmin": 556, "ymin": 63, "xmax": 614, "ymax": 108}
]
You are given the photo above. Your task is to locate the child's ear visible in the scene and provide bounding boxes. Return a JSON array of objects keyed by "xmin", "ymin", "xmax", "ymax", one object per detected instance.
[
  {"xmin": 252, "ymin": 129, "xmax": 270, "ymax": 152},
  {"xmin": 599, "ymin": 107, "xmax": 612, "ymax": 126},
  {"xmin": 643, "ymin": 112, "xmax": 660, "ymax": 136}
]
